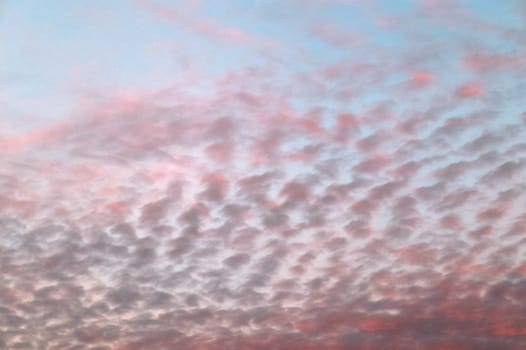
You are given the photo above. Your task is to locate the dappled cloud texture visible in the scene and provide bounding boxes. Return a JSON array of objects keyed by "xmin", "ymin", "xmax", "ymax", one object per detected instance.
[{"xmin": 1, "ymin": 0, "xmax": 526, "ymax": 349}]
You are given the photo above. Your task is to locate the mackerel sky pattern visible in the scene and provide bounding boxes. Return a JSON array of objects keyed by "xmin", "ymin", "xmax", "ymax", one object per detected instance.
[{"xmin": 1, "ymin": 1, "xmax": 526, "ymax": 349}]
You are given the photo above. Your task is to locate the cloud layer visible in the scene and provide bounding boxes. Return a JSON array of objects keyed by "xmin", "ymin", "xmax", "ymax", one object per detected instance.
[{"xmin": 1, "ymin": 0, "xmax": 526, "ymax": 349}]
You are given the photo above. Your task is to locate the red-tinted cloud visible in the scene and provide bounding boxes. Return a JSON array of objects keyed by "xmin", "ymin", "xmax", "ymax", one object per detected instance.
[{"xmin": 1, "ymin": 0, "xmax": 526, "ymax": 349}]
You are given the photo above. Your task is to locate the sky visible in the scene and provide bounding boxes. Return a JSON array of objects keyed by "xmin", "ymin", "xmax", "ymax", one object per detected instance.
[{"xmin": 1, "ymin": 0, "xmax": 526, "ymax": 349}]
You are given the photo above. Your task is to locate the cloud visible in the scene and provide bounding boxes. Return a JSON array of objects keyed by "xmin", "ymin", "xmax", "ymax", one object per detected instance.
[
  {"xmin": 409, "ymin": 71, "xmax": 434, "ymax": 88},
  {"xmin": 137, "ymin": 0, "xmax": 274, "ymax": 48},
  {"xmin": 456, "ymin": 83, "xmax": 485, "ymax": 98},
  {"xmin": 1, "ymin": 0, "xmax": 526, "ymax": 349}
]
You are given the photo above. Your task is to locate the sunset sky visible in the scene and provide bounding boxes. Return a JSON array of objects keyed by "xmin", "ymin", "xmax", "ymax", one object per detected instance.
[{"xmin": 1, "ymin": 1, "xmax": 526, "ymax": 349}]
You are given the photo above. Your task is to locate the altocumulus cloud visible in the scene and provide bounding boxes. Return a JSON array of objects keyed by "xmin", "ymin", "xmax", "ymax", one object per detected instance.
[{"xmin": 1, "ymin": 0, "xmax": 526, "ymax": 349}]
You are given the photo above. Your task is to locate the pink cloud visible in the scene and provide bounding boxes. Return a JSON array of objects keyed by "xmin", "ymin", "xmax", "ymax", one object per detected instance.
[
  {"xmin": 2, "ymin": 1, "xmax": 526, "ymax": 349},
  {"xmin": 138, "ymin": 0, "xmax": 274, "ymax": 48},
  {"xmin": 409, "ymin": 71, "xmax": 434, "ymax": 87},
  {"xmin": 456, "ymin": 83, "xmax": 484, "ymax": 98}
]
